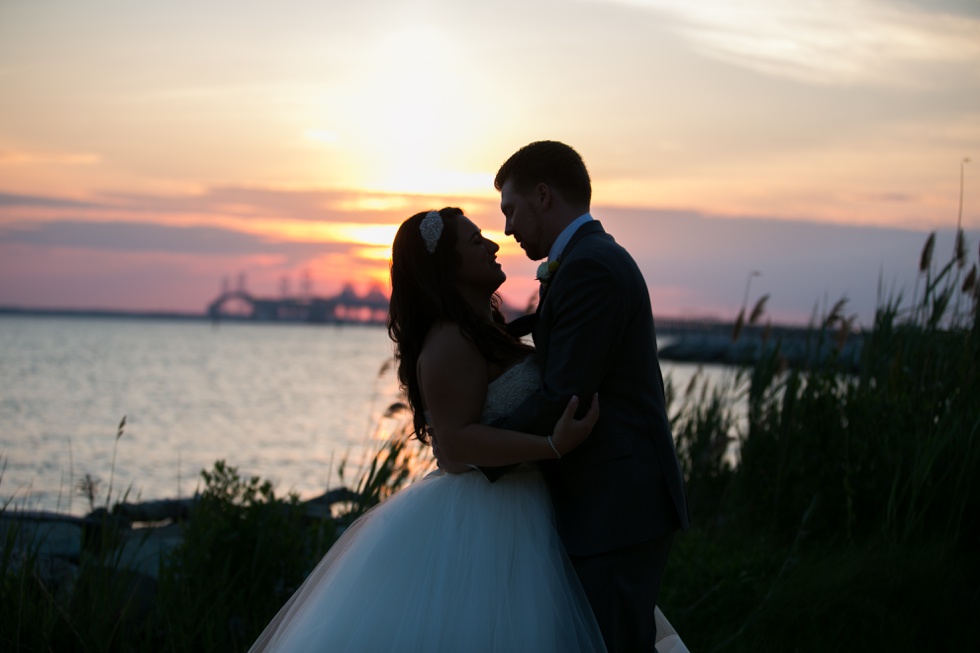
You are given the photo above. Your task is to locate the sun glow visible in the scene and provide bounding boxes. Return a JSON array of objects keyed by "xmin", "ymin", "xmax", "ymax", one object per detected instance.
[
  {"xmin": 329, "ymin": 224, "xmax": 400, "ymax": 247},
  {"xmin": 302, "ymin": 25, "xmax": 506, "ymax": 197},
  {"xmin": 250, "ymin": 220, "xmax": 399, "ymax": 247},
  {"xmin": 354, "ymin": 245, "xmax": 393, "ymax": 261}
]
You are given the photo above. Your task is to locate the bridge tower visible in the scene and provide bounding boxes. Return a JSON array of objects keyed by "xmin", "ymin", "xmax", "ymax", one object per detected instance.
[{"xmin": 301, "ymin": 268, "xmax": 313, "ymax": 300}]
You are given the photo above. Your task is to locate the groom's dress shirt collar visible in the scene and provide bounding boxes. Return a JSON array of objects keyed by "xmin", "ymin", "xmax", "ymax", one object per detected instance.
[{"xmin": 548, "ymin": 213, "xmax": 593, "ymax": 262}]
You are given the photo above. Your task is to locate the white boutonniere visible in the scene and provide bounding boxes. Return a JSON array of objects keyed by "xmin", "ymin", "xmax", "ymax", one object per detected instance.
[{"xmin": 536, "ymin": 260, "xmax": 561, "ymax": 287}]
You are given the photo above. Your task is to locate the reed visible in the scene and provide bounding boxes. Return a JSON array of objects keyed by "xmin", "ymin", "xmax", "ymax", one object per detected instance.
[{"xmin": 663, "ymin": 230, "xmax": 980, "ymax": 650}]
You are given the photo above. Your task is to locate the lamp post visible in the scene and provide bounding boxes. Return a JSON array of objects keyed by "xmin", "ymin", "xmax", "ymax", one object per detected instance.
[
  {"xmin": 955, "ymin": 157, "xmax": 971, "ymax": 267},
  {"xmin": 958, "ymin": 157, "xmax": 970, "ymax": 231}
]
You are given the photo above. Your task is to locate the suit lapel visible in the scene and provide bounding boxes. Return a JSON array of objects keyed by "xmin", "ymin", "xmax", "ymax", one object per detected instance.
[
  {"xmin": 532, "ymin": 220, "xmax": 606, "ymax": 335},
  {"xmin": 539, "ymin": 220, "xmax": 604, "ymax": 306},
  {"xmin": 561, "ymin": 219, "xmax": 604, "ymax": 258}
]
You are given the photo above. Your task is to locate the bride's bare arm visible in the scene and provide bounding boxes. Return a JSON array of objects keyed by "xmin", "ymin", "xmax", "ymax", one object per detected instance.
[{"xmin": 419, "ymin": 323, "xmax": 597, "ymax": 467}]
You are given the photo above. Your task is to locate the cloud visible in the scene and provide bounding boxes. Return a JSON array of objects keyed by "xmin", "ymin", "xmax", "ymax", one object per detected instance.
[
  {"xmin": 0, "ymin": 220, "xmax": 340, "ymax": 262},
  {"xmin": 3, "ymin": 200, "xmax": 976, "ymax": 323},
  {"xmin": 1, "ymin": 158, "xmax": 974, "ymax": 324},
  {"xmin": 855, "ymin": 192, "xmax": 917, "ymax": 203},
  {"xmin": 588, "ymin": 0, "xmax": 980, "ymax": 86},
  {"xmin": 0, "ymin": 193, "xmax": 106, "ymax": 210},
  {"xmin": 0, "ymin": 186, "xmax": 501, "ymax": 235},
  {"xmin": 87, "ymin": 186, "xmax": 448, "ymax": 223},
  {"xmin": 0, "ymin": 150, "xmax": 101, "ymax": 165},
  {"xmin": 596, "ymin": 205, "xmax": 979, "ymax": 324}
]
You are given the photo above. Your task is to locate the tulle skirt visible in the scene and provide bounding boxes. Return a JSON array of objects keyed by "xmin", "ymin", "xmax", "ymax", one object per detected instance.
[{"xmin": 249, "ymin": 466, "xmax": 686, "ymax": 653}]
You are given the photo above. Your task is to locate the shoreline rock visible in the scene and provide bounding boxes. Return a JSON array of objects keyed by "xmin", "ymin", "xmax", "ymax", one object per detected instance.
[{"xmin": 0, "ymin": 487, "xmax": 358, "ymax": 583}]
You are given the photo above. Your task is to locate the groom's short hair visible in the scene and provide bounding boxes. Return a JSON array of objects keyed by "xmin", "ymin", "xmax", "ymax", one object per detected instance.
[{"xmin": 495, "ymin": 141, "xmax": 591, "ymax": 208}]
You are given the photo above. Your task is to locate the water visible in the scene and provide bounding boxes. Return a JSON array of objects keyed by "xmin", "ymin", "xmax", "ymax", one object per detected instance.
[
  {"xmin": 0, "ymin": 315, "xmax": 404, "ymax": 515},
  {"xmin": 0, "ymin": 315, "xmax": 728, "ymax": 516}
]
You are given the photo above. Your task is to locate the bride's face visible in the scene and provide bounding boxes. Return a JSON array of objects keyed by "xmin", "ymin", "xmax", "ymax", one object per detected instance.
[{"xmin": 453, "ymin": 215, "xmax": 506, "ymax": 296}]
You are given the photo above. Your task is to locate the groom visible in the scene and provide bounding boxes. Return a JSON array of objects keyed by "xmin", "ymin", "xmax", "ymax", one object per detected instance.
[{"xmin": 489, "ymin": 140, "xmax": 689, "ymax": 651}]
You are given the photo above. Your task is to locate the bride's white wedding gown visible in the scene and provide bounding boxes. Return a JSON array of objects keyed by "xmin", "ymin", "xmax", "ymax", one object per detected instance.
[{"xmin": 249, "ymin": 357, "xmax": 687, "ymax": 652}]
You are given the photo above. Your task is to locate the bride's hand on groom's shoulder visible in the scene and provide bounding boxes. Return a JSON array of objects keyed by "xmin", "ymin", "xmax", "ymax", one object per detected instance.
[{"xmin": 551, "ymin": 394, "xmax": 599, "ymax": 457}]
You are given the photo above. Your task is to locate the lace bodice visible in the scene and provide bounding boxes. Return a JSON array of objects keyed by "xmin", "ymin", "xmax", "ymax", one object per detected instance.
[{"xmin": 480, "ymin": 356, "xmax": 540, "ymax": 424}]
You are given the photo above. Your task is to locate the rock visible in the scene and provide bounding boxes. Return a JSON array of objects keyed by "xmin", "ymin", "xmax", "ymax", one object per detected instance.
[
  {"xmin": 117, "ymin": 522, "xmax": 184, "ymax": 579},
  {"xmin": 0, "ymin": 511, "xmax": 85, "ymax": 560},
  {"xmin": 112, "ymin": 497, "xmax": 196, "ymax": 523}
]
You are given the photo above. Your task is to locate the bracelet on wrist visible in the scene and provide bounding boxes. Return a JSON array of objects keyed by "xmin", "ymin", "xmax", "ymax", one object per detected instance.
[{"xmin": 547, "ymin": 435, "xmax": 562, "ymax": 459}]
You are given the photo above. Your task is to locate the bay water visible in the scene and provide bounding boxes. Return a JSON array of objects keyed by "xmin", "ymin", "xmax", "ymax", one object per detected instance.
[{"xmin": 0, "ymin": 315, "xmax": 725, "ymax": 516}]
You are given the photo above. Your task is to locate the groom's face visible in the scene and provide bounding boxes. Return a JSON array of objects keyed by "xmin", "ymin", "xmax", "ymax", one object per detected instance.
[{"xmin": 500, "ymin": 179, "xmax": 547, "ymax": 261}]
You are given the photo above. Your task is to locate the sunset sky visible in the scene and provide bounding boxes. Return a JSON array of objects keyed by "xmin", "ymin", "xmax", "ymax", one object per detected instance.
[{"xmin": 1, "ymin": 0, "xmax": 978, "ymax": 325}]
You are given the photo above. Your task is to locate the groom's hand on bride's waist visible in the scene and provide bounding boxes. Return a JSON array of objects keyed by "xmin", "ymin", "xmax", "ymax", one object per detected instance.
[{"xmin": 431, "ymin": 432, "xmax": 474, "ymax": 475}]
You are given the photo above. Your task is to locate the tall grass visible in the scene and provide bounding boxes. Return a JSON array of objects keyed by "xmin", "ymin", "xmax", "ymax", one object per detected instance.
[
  {"xmin": 0, "ymin": 401, "xmax": 430, "ymax": 652},
  {"xmin": 663, "ymin": 230, "xmax": 980, "ymax": 651}
]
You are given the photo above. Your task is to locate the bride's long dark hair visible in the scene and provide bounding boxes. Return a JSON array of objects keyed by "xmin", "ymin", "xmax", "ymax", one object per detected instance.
[{"xmin": 387, "ymin": 207, "xmax": 534, "ymax": 442}]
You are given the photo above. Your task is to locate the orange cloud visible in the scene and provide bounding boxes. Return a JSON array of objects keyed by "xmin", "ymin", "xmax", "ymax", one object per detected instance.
[{"xmin": 0, "ymin": 150, "xmax": 101, "ymax": 166}]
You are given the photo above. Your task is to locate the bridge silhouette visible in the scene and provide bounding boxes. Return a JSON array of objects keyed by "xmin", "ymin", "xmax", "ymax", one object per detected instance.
[
  {"xmin": 207, "ymin": 279, "xmax": 746, "ymax": 333},
  {"xmin": 207, "ymin": 284, "xmax": 390, "ymax": 325},
  {"xmin": 206, "ymin": 284, "xmax": 835, "ymax": 366},
  {"xmin": 207, "ymin": 282, "xmax": 743, "ymax": 336}
]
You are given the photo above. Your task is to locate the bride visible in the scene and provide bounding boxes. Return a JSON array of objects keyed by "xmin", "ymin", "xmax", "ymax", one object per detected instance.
[{"xmin": 248, "ymin": 208, "xmax": 686, "ymax": 652}]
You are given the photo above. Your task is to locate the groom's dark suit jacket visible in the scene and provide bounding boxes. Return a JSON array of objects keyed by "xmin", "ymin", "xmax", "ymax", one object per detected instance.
[{"xmin": 496, "ymin": 220, "xmax": 689, "ymax": 556}]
